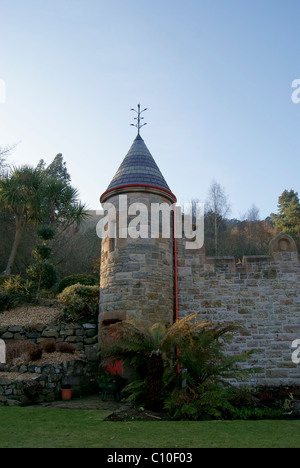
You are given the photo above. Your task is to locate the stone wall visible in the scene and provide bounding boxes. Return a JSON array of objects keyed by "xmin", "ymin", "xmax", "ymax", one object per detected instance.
[
  {"xmin": 177, "ymin": 233, "xmax": 300, "ymax": 387},
  {"xmin": 0, "ymin": 321, "xmax": 100, "ymax": 406},
  {"xmin": 0, "ymin": 359, "xmax": 99, "ymax": 406},
  {"xmin": 0, "ymin": 322, "xmax": 99, "ymax": 362}
]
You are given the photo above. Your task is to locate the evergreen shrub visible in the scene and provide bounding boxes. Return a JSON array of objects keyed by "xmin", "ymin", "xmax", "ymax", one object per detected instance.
[
  {"xmin": 57, "ymin": 274, "xmax": 98, "ymax": 293},
  {"xmin": 57, "ymin": 283, "xmax": 99, "ymax": 322},
  {"xmin": 0, "ymin": 275, "xmax": 10, "ymax": 287},
  {"xmin": 0, "ymin": 275, "xmax": 32, "ymax": 311},
  {"xmin": 27, "ymin": 262, "xmax": 58, "ymax": 290},
  {"xmin": 0, "ymin": 291, "xmax": 13, "ymax": 312}
]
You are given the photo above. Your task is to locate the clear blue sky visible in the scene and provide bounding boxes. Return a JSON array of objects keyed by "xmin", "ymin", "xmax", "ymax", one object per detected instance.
[{"xmin": 0, "ymin": 0, "xmax": 299, "ymax": 219}]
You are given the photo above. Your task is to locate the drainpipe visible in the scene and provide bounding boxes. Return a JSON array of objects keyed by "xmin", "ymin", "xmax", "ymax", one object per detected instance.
[
  {"xmin": 173, "ymin": 202, "xmax": 179, "ymax": 323},
  {"xmin": 173, "ymin": 203, "xmax": 180, "ymax": 373}
]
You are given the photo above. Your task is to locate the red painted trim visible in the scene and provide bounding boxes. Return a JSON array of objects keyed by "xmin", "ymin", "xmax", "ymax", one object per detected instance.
[
  {"xmin": 174, "ymin": 203, "xmax": 179, "ymax": 323},
  {"xmin": 174, "ymin": 203, "xmax": 180, "ymax": 373},
  {"xmin": 100, "ymin": 183, "xmax": 177, "ymax": 203}
]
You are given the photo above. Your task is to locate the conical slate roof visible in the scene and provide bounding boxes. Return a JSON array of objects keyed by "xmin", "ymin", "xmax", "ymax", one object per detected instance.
[{"xmin": 101, "ymin": 134, "xmax": 176, "ymax": 202}]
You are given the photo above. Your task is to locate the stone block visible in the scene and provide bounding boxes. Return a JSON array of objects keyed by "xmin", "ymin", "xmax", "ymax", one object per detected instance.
[
  {"xmin": 7, "ymin": 326, "xmax": 23, "ymax": 333},
  {"xmin": 41, "ymin": 330, "xmax": 59, "ymax": 339},
  {"xmin": 1, "ymin": 332, "xmax": 13, "ymax": 340},
  {"xmin": 84, "ymin": 345, "xmax": 99, "ymax": 362}
]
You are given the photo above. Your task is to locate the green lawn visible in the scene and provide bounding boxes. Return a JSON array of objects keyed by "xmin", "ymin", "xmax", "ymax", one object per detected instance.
[{"xmin": 0, "ymin": 407, "xmax": 300, "ymax": 448}]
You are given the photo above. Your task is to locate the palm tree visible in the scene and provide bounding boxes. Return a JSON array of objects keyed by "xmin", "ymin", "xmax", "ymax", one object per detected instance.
[
  {"xmin": 99, "ymin": 314, "xmax": 252, "ymax": 412},
  {"xmin": 42, "ymin": 178, "xmax": 88, "ymax": 229},
  {"xmin": 0, "ymin": 165, "xmax": 44, "ymax": 275},
  {"xmin": 0, "ymin": 158, "xmax": 89, "ymax": 276}
]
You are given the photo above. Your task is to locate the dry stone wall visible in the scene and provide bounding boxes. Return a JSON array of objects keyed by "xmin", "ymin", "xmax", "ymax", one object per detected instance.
[
  {"xmin": 0, "ymin": 322, "xmax": 99, "ymax": 362},
  {"xmin": 0, "ymin": 359, "xmax": 98, "ymax": 406},
  {"xmin": 177, "ymin": 234, "xmax": 300, "ymax": 387},
  {"xmin": 0, "ymin": 321, "xmax": 100, "ymax": 406}
]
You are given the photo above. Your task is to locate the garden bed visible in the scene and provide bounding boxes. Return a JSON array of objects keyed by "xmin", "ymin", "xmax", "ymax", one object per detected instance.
[
  {"xmin": 0, "ymin": 304, "xmax": 63, "ymax": 326},
  {"xmin": 11, "ymin": 350, "xmax": 83, "ymax": 366}
]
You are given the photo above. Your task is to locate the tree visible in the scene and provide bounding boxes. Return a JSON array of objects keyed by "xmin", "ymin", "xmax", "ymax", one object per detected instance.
[
  {"xmin": 51, "ymin": 221, "xmax": 101, "ymax": 278},
  {"xmin": 241, "ymin": 205, "xmax": 272, "ymax": 255},
  {"xmin": 26, "ymin": 226, "xmax": 57, "ymax": 296},
  {"xmin": 38, "ymin": 154, "xmax": 86, "ymax": 227},
  {"xmin": 100, "ymin": 317, "xmax": 167, "ymax": 410},
  {"xmin": 100, "ymin": 314, "xmax": 252, "ymax": 412},
  {"xmin": 0, "ymin": 165, "xmax": 44, "ymax": 275},
  {"xmin": 164, "ymin": 318, "xmax": 254, "ymax": 420},
  {"xmin": 0, "ymin": 152, "xmax": 7, "ymax": 178},
  {"xmin": 0, "ymin": 155, "xmax": 89, "ymax": 275},
  {"xmin": 0, "ymin": 144, "xmax": 16, "ymax": 178},
  {"xmin": 44, "ymin": 153, "xmax": 71, "ymax": 183},
  {"xmin": 205, "ymin": 181, "xmax": 231, "ymax": 255},
  {"xmin": 271, "ymin": 190, "xmax": 300, "ymax": 242},
  {"xmin": 225, "ymin": 205, "xmax": 275, "ymax": 260}
]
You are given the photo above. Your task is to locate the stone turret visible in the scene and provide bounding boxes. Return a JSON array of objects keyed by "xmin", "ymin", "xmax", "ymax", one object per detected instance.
[{"xmin": 99, "ymin": 132, "xmax": 177, "ymax": 329}]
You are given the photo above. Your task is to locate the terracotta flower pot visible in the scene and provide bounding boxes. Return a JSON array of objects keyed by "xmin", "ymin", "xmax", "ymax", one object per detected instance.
[{"xmin": 61, "ymin": 388, "xmax": 73, "ymax": 401}]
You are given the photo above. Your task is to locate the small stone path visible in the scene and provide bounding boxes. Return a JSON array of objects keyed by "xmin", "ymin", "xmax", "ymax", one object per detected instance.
[{"xmin": 29, "ymin": 394, "xmax": 122, "ymax": 411}]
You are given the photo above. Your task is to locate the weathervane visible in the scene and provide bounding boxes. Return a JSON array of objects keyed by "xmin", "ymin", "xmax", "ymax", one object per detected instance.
[{"xmin": 130, "ymin": 104, "xmax": 148, "ymax": 135}]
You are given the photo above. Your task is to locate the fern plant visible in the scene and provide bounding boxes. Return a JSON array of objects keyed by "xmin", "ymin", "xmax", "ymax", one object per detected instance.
[{"xmin": 100, "ymin": 314, "xmax": 256, "ymax": 415}]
